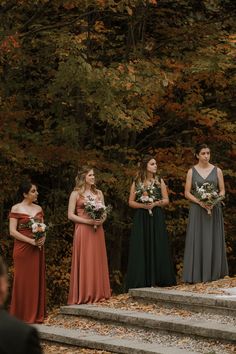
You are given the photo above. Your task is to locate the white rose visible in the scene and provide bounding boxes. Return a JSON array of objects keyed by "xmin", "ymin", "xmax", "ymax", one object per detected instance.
[{"xmin": 31, "ymin": 223, "xmax": 39, "ymax": 233}]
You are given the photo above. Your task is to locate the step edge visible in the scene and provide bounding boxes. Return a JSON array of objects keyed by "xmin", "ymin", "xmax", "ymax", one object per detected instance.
[{"xmin": 35, "ymin": 324, "xmax": 198, "ymax": 354}]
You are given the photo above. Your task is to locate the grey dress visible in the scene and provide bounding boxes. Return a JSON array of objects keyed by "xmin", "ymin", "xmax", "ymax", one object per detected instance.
[{"xmin": 183, "ymin": 166, "xmax": 228, "ymax": 283}]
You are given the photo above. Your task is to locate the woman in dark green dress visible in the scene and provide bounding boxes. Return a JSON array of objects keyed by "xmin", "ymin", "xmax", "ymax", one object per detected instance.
[{"xmin": 126, "ymin": 156, "xmax": 176, "ymax": 290}]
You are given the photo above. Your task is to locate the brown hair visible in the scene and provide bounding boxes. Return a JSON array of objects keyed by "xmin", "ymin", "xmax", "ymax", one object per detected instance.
[
  {"xmin": 135, "ymin": 155, "xmax": 160, "ymax": 185},
  {"xmin": 195, "ymin": 143, "xmax": 210, "ymax": 158},
  {"xmin": 17, "ymin": 180, "xmax": 35, "ymax": 200},
  {"xmin": 74, "ymin": 165, "xmax": 98, "ymax": 195}
]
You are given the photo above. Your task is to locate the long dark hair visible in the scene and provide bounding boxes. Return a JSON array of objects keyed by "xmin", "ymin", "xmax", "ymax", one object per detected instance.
[
  {"xmin": 17, "ymin": 180, "xmax": 34, "ymax": 200},
  {"xmin": 135, "ymin": 155, "xmax": 160, "ymax": 185}
]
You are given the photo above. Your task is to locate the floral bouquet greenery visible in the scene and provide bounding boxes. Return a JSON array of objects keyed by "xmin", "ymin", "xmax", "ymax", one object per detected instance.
[
  {"xmin": 194, "ymin": 182, "xmax": 224, "ymax": 215},
  {"xmin": 19, "ymin": 218, "xmax": 47, "ymax": 249},
  {"xmin": 84, "ymin": 195, "xmax": 112, "ymax": 231},
  {"xmin": 135, "ymin": 181, "xmax": 162, "ymax": 216}
]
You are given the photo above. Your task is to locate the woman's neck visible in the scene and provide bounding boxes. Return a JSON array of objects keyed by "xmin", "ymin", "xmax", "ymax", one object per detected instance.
[
  {"xmin": 21, "ymin": 199, "xmax": 33, "ymax": 207},
  {"xmin": 85, "ymin": 185, "xmax": 92, "ymax": 192},
  {"xmin": 197, "ymin": 161, "xmax": 211, "ymax": 169},
  {"xmin": 145, "ymin": 172, "xmax": 153, "ymax": 181}
]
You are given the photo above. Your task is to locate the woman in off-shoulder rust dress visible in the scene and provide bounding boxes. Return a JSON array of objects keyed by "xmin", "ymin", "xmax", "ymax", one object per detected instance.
[{"xmin": 9, "ymin": 181, "xmax": 46, "ymax": 323}]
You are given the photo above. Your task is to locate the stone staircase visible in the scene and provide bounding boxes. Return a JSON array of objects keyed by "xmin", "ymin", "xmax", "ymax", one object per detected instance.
[{"xmin": 36, "ymin": 288, "xmax": 236, "ymax": 354}]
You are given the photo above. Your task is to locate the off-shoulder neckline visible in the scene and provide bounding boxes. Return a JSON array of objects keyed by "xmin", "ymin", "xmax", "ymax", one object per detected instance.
[{"xmin": 9, "ymin": 210, "xmax": 43, "ymax": 218}]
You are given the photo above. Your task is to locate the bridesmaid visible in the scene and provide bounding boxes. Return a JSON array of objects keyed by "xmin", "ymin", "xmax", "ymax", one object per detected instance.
[
  {"xmin": 67, "ymin": 166, "xmax": 111, "ymax": 304},
  {"xmin": 126, "ymin": 155, "xmax": 176, "ymax": 290},
  {"xmin": 9, "ymin": 180, "xmax": 46, "ymax": 323},
  {"xmin": 183, "ymin": 143, "xmax": 228, "ymax": 283}
]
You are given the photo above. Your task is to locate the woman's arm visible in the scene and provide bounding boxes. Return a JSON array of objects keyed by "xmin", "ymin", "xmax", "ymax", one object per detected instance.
[
  {"xmin": 185, "ymin": 169, "xmax": 200, "ymax": 203},
  {"xmin": 217, "ymin": 168, "xmax": 225, "ymax": 197},
  {"xmin": 98, "ymin": 190, "xmax": 107, "ymax": 224},
  {"xmin": 154, "ymin": 179, "xmax": 169, "ymax": 207},
  {"xmin": 128, "ymin": 182, "xmax": 153, "ymax": 210},
  {"xmin": 67, "ymin": 191, "xmax": 95, "ymax": 225},
  {"xmin": 184, "ymin": 169, "xmax": 209, "ymax": 210},
  {"xmin": 9, "ymin": 205, "xmax": 46, "ymax": 247},
  {"xmin": 9, "ymin": 217, "xmax": 36, "ymax": 246}
]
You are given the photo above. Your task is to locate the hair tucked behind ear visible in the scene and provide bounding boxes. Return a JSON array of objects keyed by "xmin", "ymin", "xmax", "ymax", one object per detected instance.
[
  {"xmin": 194, "ymin": 143, "xmax": 210, "ymax": 158},
  {"xmin": 74, "ymin": 165, "xmax": 98, "ymax": 195},
  {"xmin": 17, "ymin": 180, "xmax": 34, "ymax": 201}
]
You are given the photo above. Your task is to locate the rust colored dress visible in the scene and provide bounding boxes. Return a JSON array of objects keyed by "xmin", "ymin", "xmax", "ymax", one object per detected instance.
[
  {"xmin": 9, "ymin": 212, "xmax": 46, "ymax": 324},
  {"xmin": 68, "ymin": 195, "xmax": 111, "ymax": 304}
]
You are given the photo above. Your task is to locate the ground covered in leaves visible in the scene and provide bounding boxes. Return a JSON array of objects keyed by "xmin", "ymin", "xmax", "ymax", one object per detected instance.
[
  {"xmin": 42, "ymin": 343, "xmax": 111, "ymax": 354},
  {"xmin": 173, "ymin": 276, "xmax": 236, "ymax": 294},
  {"xmin": 42, "ymin": 277, "xmax": 236, "ymax": 353}
]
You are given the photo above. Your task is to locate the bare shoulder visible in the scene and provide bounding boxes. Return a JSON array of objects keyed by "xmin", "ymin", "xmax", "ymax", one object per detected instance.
[
  {"xmin": 33, "ymin": 204, "xmax": 42, "ymax": 212},
  {"xmin": 216, "ymin": 167, "xmax": 223, "ymax": 176},
  {"xmin": 187, "ymin": 168, "xmax": 193, "ymax": 176},
  {"xmin": 11, "ymin": 203, "xmax": 22, "ymax": 213},
  {"xmin": 70, "ymin": 190, "xmax": 79, "ymax": 198},
  {"xmin": 96, "ymin": 189, "xmax": 104, "ymax": 197},
  {"xmin": 160, "ymin": 178, "xmax": 166, "ymax": 186}
]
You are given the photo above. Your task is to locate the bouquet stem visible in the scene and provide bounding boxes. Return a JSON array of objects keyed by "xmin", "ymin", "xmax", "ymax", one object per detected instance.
[
  {"xmin": 94, "ymin": 225, "xmax": 97, "ymax": 232},
  {"xmin": 148, "ymin": 209, "xmax": 153, "ymax": 216},
  {"xmin": 207, "ymin": 209, "xmax": 211, "ymax": 215}
]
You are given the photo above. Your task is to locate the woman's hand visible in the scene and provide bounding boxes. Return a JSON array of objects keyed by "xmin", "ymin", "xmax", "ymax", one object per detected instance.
[
  {"xmin": 94, "ymin": 219, "xmax": 103, "ymax": 226},
  {"xmin": 30, "ymin": 236, "xmax": 46, "ymax": 248},
  {"xmin": 198, "ymin": 201, "xmax": 213, "ymax": 211},
  {"xmin": 87, "ymin": 219, "xmax": 103, "ymax": 226},
  {"xmin": 142, "ymin": 203, "xmax": 153, "ymax": 210},
  {"xmin": 36, "ymin": 236, "xmax": 46, "ymax": 248},
  {"xmin": 154, "ymin": 200, "xmax": 163, "ymax": 207}
]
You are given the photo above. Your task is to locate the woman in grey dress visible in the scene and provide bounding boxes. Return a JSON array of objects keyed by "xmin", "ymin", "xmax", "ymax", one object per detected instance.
[{"xmin": 183, "ymin": 144, "xmax": 228, "ymax": 283}]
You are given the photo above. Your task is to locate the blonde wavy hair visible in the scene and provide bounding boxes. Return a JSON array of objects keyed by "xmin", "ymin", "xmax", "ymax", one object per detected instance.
[{"xmin": 74, "ymin": 165, "xmax": 98, "ymax": 195}]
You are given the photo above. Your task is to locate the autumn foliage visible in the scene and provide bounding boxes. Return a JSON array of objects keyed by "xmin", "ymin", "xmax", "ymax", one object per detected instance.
[{"xmin": 0, "ymin": 0, "xmax": 235, "ymax": 308}]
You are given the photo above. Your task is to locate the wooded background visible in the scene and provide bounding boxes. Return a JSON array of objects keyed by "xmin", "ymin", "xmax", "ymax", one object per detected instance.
[{"xmin": 0, "ymin": 0, "xmax": 235, "ymax": 308}]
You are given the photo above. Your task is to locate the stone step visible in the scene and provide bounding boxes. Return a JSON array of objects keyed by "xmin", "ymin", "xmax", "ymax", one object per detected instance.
[
  {"xmin": 60, "ymin": 304, "xmax": 236, "ymax": 343},
  {"xmin": 35, "ymin": 324, "xmax": 198, "ymax": 354},
  {"xmin": 129, "ymin": 288, "xmax": 236, "ymax": 316}
]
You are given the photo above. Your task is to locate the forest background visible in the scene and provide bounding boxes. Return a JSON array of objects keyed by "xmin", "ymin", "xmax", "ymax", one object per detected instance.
[{"xmin": 0, "ymin": 0, "xmax": 235, "ymax": 308}]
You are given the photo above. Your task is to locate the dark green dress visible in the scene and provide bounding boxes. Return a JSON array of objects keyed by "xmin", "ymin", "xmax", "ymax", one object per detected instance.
[{"xmin": 126, "ymin": 185, "xmax": 176, "ymax": 290}]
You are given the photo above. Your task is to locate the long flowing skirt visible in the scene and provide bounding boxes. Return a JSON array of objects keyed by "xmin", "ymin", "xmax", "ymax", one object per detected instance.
[{"xmin": 68, "ymin": 223, "xmax": 111, "ymax": 304}]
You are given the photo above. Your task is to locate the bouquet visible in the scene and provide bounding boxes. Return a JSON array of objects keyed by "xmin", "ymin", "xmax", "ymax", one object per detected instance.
[
  {"xmin": 84, "ymin": 196, "xmax": 112, "ymax": 231},
  {"xmin": 194, "ymin": 182, "xmax": 224, "ymax": 215},
  {"xmin": 19, "ymin": 218, "xmax": 47, "ymax": 249},
  {"xmin": 135, "ymin": 181, "xmax": 162, "ymax": 216}
]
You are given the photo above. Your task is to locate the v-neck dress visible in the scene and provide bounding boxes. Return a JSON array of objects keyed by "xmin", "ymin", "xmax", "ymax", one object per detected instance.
[
  {"xmin": 183, "ymin": 166, "xmax": 228, "ymax": 283},
  {"xmin": 9, "ymin": 211, "xmax": 46, "ymax": 323}
]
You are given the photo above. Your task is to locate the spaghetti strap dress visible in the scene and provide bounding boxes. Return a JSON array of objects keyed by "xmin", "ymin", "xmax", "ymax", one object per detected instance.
[
  {"xmin": 68, "ymin": 195, "xmax": 111, "ymax": 304},
  {"xmin": 183, "ymin": 166, "xmax": 228, "ymax": 283}
]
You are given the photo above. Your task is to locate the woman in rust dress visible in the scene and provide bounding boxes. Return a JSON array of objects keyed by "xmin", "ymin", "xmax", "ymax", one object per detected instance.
[
  {"xmin": 68, "ymin": 166, "xmax": 111, "ymax": 304},
  {"xmin": 9, "ymin": 181, "xmax": 46, "ymax": 323}
]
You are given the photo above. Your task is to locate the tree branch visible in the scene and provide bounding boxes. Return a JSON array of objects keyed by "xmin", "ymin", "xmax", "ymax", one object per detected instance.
[{"xmin": 20, "ymin": 9, "xmax": 99, "ymax": 37}]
